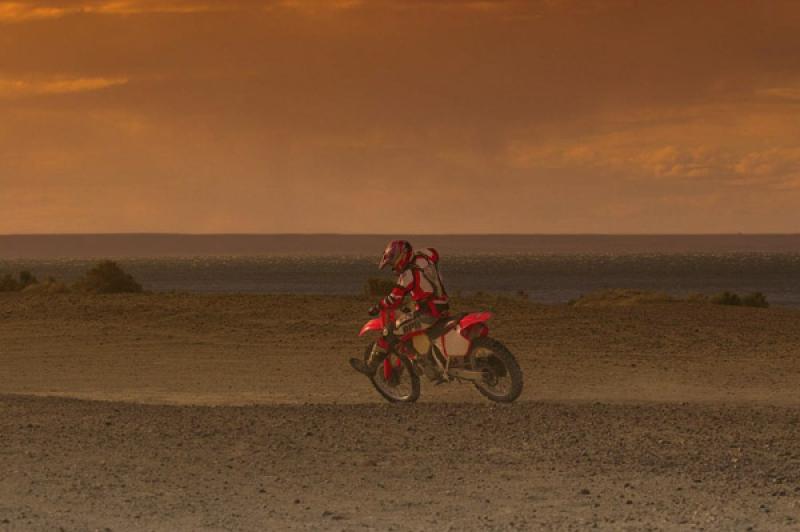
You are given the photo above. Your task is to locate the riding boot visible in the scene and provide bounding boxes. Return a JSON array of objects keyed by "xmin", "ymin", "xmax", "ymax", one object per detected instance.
[{"xmin": 349, "ymin": 340, "xmax": 388, "ymax": 376}]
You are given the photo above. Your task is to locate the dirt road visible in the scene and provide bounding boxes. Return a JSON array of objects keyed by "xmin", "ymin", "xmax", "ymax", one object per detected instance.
[
  {"xmin": 1, "ymin": 293, "xmax": 798, "ymax": 405},
  {"xmin": 1, "ymin": 293, "xmax": 799, "ymax": 530}
]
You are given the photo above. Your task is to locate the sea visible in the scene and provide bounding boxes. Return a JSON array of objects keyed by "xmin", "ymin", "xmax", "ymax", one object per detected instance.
[{"xmin": 2, "ymin": 234, "xmax": 800, "ymax": 307}]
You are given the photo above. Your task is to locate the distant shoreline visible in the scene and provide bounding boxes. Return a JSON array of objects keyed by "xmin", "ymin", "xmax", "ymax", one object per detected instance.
[{"xmin": 3, "ymin": 233, "xmax": 800, "ymax": 259}]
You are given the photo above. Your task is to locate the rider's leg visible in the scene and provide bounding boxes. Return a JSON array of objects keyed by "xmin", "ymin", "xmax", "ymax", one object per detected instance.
[{"xmin": 349, "ymin": 337, "xmax": 390, "ymax": 376}]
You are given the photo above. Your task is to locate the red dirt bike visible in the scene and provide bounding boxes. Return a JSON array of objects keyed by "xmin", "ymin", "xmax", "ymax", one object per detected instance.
[{"xmin": 356, "ymin": 308, "xmax": 523, "ymax": 403}]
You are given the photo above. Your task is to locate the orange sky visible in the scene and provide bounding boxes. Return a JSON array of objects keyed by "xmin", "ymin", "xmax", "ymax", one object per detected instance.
[{"xmin": 1, "ymin": 0, "xmax": 799, "ymax": 233}]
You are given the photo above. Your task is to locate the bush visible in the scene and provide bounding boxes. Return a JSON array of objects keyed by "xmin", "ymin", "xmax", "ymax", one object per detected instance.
[
  {"xmin": 74, "ymin": 260, "xmax": 142, "ymax": 294},
  {"xmin": 0, "ymin": 274, "xmax": 20, "ymax": 292},
  {"xmin": 18, "ymin": 270, "xmax": 38, "ymax": 288},
  {"xmin": 741, "ymin": 292, "xmax": 769, "ymax": 308},
  {"xmin": 364, "ymin": 277, "xmax": 396, "ymax": 297},
  {"xmin": 710, "ymin": 291, "xmax": 769, "ymax": 308},
  {"xmin": 0, "ymin": 271, "xmax": 40, "ymax": 292},
  {"xmin": 710, "ymin": 291, "xmax": 741, "ymax": 306}
]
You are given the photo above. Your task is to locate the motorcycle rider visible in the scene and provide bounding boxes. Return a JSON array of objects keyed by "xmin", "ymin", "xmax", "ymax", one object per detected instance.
[{"xmin": 349, "ymin": 239, "xmax": 450, "ymax": 376}]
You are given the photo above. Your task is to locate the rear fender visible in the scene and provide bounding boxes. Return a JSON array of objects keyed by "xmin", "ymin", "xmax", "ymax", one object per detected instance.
[
  {"xmin": 460, "ymin": 312, "xmax": 492, "ymax": 329},
  {"xmin": 459, "ymin": 312, "xmax": 491, "ymax": 339}
]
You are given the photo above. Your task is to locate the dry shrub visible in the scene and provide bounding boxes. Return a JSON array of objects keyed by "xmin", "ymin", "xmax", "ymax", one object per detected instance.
[
  {"xmin": 19, "ymin": 271, "xmax": 38, "ymax": 288},
  {"xmin": 0, "ymin": 274, "xmax": 20, "ymax": 292},
  {"xmin": 74, "ymin": 260, "xmax": 142, "ymax": 294},
  {"xmin": 711, "ymin": 291, "xmax": 769, "ymax": 308},
  {"xmin": 0, "ymin": 271, "xmax": 39, "ymax": 292},
  {"xmin": 741, "ymin": 292, "xmax": 769, "ymax": 308},
  {"xmin": 710, "ymin": 291, "xmax": 741, "ymax": 306}
]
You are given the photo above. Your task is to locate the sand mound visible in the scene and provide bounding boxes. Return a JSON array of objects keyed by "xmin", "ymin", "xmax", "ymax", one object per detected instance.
[
  {"xmin": 570, "ymin": 288, "xmax": 675, "ymax": 307},
  {"xmin": 21, "ymin": 280, "xmax": 70, "ymax": 294}
]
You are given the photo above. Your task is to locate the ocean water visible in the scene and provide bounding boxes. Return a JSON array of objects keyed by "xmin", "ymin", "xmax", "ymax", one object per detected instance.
[
  {"xmin": 3, "ymin": 252, "xmax": 800, "ymax": 307},
  {"xmin": 3, "ymin": 233, "xmax": 800, "ymax": 258}
]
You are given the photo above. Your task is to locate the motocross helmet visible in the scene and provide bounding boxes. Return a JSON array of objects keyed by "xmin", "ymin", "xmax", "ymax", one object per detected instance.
[{"xmin": 379, "ymin": 239, "xmax": 413, "ymax": 273}]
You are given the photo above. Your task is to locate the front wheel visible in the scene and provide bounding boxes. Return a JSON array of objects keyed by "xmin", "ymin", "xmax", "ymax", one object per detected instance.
[
  {"xmin": 365, "ymin": 345, "xmax": 420, "ymax": 404},
  {"xmin": 469, "ymin": 337, "xmax": 523, "ymax": 403}
]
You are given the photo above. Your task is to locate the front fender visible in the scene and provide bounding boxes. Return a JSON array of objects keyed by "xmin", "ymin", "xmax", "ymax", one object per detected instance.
[{"xmin": 359, "ymin": 318, "xmax": 383, "ymax": 337}]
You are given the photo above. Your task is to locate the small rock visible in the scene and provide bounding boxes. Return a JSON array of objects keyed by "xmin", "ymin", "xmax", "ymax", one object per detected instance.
[{"xmin": 580, "ymin": 488, "xmax": 590, "ymax": 495}]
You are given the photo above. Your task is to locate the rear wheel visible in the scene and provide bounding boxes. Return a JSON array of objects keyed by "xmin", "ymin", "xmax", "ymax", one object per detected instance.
[
  {"xmin": 365, "ymin": 345, "xmax": 420, "ymax": 404},
  {"xmin": 469, "ymin": 337, "xmax": 523, "ymax": 403}
]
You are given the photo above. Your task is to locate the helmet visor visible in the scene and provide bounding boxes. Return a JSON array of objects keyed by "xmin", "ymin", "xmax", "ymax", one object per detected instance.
[{"xmin": 379, "ymin": 241, "xmax": 407, "ymax": 270}]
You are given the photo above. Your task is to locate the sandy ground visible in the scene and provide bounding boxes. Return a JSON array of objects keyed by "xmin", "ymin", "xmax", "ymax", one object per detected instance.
[{"xmin": 1, "ymin": 293, "xmax": 800, "ymax": 530}]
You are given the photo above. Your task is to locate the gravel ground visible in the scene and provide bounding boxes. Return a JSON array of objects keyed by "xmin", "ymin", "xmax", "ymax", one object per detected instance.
[{"xmin": 1, "ymin": 397, "xmax": 800, "ymax": 531}]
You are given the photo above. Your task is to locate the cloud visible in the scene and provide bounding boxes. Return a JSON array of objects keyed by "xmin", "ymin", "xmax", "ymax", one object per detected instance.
[
  {"xmin": 267, "ymin": 0, "xmax": 524, "ymax": 15},
  {"xmin": 362, "ymin": 0, "xmax": 634, "ymax": 14},
  {"xmin": 0, "ymin": 76, "xmax": 128, "ymax": 97},
  {"xmin": 756, "ymin": 87, "xmax": 800, "ymax": 102},
  {"xmin": 731, "ymin": 147, "xmax": 800, "ymax": 187},
  {"xmin": 0, "ymin": 2, "xmax": 62, "ymax": 21},
  {"xmin": 265, "ymin": 0, "xmax": 365, "ymax": 14},
  {"xmin": 0, "ymin": 1, "xmax": 221, "ymax": 22},
  {"xmin": 509, "ymin": 140, "xmax": 730, "ymax": 181},
  {"xmin": 509, "ymin": 132, "xmax": 800, "ymax": 189},
  {"xmin": 277, "ymin": 0, "xmax": 364, "ymax": 8},
  {"xmin": 636, "ymin": 146, "xmax": 724, "ymax": 179},
  {"xmin": 393, "ymin": 0, "xmax": 522, "ymax": 10},
  {"xmin": 0, "ymin": 0, "xmax": 537, "ymax": 21}
]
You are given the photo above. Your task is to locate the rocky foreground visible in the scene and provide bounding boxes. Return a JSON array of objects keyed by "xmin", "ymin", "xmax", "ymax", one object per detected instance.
[{"xmin": 1, "ymin": 396, "xmax": 799, "ymax": 531}]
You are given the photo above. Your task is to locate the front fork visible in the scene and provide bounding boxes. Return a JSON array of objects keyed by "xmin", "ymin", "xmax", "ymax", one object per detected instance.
[
  {"xmin": 374, "ymin": 309, "xmax": 410, "ymax": 381},
  {"xmin": 369, "ymin": 337, "xmax": 405, "ymax": 382}
]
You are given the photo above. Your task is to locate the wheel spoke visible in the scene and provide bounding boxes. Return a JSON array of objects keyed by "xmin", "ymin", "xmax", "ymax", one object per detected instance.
[{"xmin": 471, "ymin": 342, "xmax": 522, "ymax": 402}]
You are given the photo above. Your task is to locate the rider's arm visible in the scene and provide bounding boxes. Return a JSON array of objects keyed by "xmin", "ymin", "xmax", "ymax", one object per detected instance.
[{"xmin": 379, "ymin": 269, "xmax": 413, "ymax": 310}]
